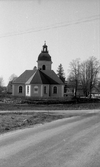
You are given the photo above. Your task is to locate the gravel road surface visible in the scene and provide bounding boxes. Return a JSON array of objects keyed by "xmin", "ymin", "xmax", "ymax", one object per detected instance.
[{"xmin": 0, "ymin": 111, "xmax": 100, "ymax": 167}]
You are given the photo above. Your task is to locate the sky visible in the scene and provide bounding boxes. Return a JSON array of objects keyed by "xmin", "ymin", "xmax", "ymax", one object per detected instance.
[{"xmin": 0, "ymin": 0, "xmax": 100, "ymax": 86}]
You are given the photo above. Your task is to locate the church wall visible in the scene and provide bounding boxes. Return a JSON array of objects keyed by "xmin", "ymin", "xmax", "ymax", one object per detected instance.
[
  {"xmin": 26, "ymin": 85, "xmax": 31, "ymax": 97},
  {"xmin": 12, "ymin": 84, "xmax": 25, "ymax": 96},
  {"xmin": 38, "ymin": 61, "xmax": 52, "ymax": 70},
  {"xmin": 42, "ymin": 84, "xmax": 49, "ymax": 97},
  {"xmin": 12, "ymin": 84, "xmax": 64, "ymax": 97},
  {"xmin": 61, "ymin": 85, "xmax": 64, "ymax": 97},
  {"xmin": 31, "ymin": 84, "xmax": 42, "ymax": 97},
  {"xmin": 50, "ymin": 85, "xmax": 64, "ymax": 97}
]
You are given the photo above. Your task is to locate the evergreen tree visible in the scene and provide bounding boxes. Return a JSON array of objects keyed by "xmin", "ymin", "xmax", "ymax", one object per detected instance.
[
  {"xmin": 68, "ymin": 58, "xmax": 80, "ymax": 98},
  {"xmin": 57, "ymin": 64, "xmax": 65, "ymax": 83}
]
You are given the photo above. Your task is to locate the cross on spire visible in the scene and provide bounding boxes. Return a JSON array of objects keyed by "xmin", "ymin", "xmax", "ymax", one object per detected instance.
[
  {"xmin": 43, "ymin": 41, "xmax": 48, "ymax": 52},
  {"xmin": 44, "ymin": 41, "xmax": 46, "ymax": 45}
]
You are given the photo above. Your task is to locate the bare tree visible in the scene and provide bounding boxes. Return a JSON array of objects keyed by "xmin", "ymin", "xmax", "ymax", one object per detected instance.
[
  {"xmin": 80, "ymin": 61, "xmax": 90, "ymax": 97},
  {"xmin": 7, "ymin": 74, "xmax": 17, "ymax": 93},
  {"xmin": 98, "ymin": 81, "xmax": 100, "ymax": 89},
  {"xmin": 0, "ymin": 77, "xmax": 4, "ymax": 93},
  {"xmin": 9, "ymin": 74, "xmax": 17, "ymax": 82},
  {"xmin": 87, "ymin": 56, "xmax": 100, "ymax": 98},
  {"xmin": 80, "ymin": 56, "xmax": 100, "ymax": 98},
  {"xmin": 68, "ymin": 58, "xmax": 80, "ymax": 98},
  {"xmin": 0, "ymin": 77, "xmax": 4, "ymax": 87}
]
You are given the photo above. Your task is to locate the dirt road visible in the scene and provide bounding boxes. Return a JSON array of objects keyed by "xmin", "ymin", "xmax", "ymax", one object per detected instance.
[{"xmin": 0, "ymin": 112, "xmax": 100, "ymax": 167}]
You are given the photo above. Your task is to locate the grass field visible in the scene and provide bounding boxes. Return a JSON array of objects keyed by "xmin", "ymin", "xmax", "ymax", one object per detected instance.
[
  {"xmin": 0, "ymin": 95, "xmax": 100, "ymax": 110},
  {"xmin": 0, "ymin": 101, "xmax": 100, "ymax": 110},
  {"xmin": 0, "ymin": 111, "xmax": 98, "ymax": 135},
  {"xmin": 0, "ymin": 96, "xmax": 100, "ymax": 134},
  {"xmin": 0, "ymin": 112, "xmax": 73, "ymax": 134}
]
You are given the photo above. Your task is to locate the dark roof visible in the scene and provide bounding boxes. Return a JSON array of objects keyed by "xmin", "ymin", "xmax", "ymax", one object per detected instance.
[
  {"xmin": 14, "ymin": 69, "xmax": 63, "ymax": 85},
  {"xmin": 38, "ymin": 53, "xmax": 51, "ymax": 61},
  {"xmin": 41, "ymin": 70, "xmax": 63, "ymax": 84},
  {"xmin": 38, "ymin": 42, "xmax": 52, "ymax": 61},
  {"xmin": 26, "ymin": 70, "xmax": 49, "ymax": 84},
  {"xmin": 13, "ymin": 70, "xmax": 35, "ymax": 84},
  {"xmin": 92, "ymin": 86, "xmax": 100, "ymax": 93},
  {"xmin": 26, "ymin": 70, "xmax": 63, "ymax": 84}
]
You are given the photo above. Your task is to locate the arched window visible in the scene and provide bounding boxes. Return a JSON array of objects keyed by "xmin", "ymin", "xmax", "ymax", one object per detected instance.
[
  {"xmin": 53, "ymin": 86, "xmax": 57, "ymax": 94},
  {"xmin": 42, "ymin": 65, "xmax": 46, "ymax": 70},
  {"xmin": 19, "ymin": 86, "xmax": 23, "ymax": 93},
  {"xmin": 27, "ymin": 86, "xmax": 29, "ymax": 94}
]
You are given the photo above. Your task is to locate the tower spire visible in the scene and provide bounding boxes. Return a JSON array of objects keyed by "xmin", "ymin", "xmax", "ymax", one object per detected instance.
[
  {"xmin": 43, "ymin": 41, "xmax": 48, "ymax": 52},
  {"xmin": 44, "ymin": 41, "xmax": 46, "ymax": 45},
  {"xmin": 37, "ymin": 42, "xmax": 52, "ymax": 70}
]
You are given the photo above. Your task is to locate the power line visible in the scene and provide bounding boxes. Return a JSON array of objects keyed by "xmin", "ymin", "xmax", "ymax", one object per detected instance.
[{"xmin": 0, "ymin": 15, "xmax": 100, "ymax": 38}]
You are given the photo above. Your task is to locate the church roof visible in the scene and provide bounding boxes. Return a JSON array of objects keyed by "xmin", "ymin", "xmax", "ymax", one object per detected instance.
[
  {"xmin": 38, "ymin": 42, "xmax": 52, "ymax": 62},
  {"xmin": 41, "ymin": 70, "xmax": 63, "ymax": 84},
  {"xmin": 14, "ymin": 69, "xmax": 63, "ymax": 85},
  {"xmin": 13, "ymin": 70, "xmax": 35, "ymax": 84},
  {"xmin": 38, "ymin": 53, "xmax": 51, "ymax": 61},
  {"xmin": 26, "ymin": 70, "xmax": 49, "ymax": 84}
]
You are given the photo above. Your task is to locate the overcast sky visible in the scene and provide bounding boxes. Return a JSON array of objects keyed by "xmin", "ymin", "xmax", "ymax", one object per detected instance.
[{"xmin": 0, "ymin": 0, "xmax": 100, "ymax": 86}]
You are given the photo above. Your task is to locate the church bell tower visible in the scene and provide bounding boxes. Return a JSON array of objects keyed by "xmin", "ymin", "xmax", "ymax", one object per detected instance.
[{"xmin": 37, "ymin": 42, "xmax": 52, "ymax": 70}]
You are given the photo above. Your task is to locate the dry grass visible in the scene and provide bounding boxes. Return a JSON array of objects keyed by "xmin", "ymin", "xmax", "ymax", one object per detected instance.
[
  {"xmin": 0, "ymin": 112, "xmax": 68, "ymax": 134},
  {"xmin": 0, "ymin": 96, "xmax": 100, "ymax": 134},
  {"xmin": 0, "ymin": 102, "xmax": 100, "ymax": 111},
  {"xmin": 0, "ymin": 112, "xmax": 98, "ymax": 135},
  {"xmin": 0, "ymin": 95, "xmax": 100, "ymax": 110}
]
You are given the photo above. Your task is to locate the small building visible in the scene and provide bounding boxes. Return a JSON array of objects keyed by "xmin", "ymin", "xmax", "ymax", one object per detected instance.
[
  {"xmin": 91, "ymin": 86, "xmax": 100, "ymax": 98},
  {"xmin": 64, "ymin": 81, "xmax": 84, "ymax": 97},
  {"xmin": 7, "ymin": 81, "xmax": 12, "ymax": 94},
  {"xmin": 12, "ymin": 42, "xmax": 64, "ymax": 98}
]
